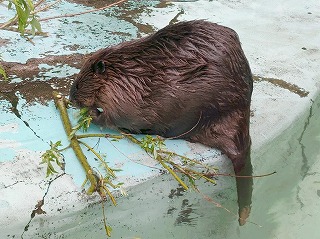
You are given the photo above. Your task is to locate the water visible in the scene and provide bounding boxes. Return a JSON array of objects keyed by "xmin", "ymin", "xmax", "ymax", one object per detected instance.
[{"xmin": 243, "ymin": 94, "xmax": 320, "ymax": 239}]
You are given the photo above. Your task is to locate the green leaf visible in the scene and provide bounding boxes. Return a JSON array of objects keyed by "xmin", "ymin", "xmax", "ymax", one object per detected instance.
[
  {"xmin": 105, "ymin": 225, "xmax": 112, "ymax": 237},
  {"xmin": 9, "ymin": 0, "xmax": 38, "ymax": 35},
  {"xmin": 15, "ymin": 5, "xmax": 28, "ymax": 35},
  {"xmin": 73, "ymin": 107, "xmax": 93, "ymax": 133},
  {"xmin": 0, "ymin": 66, "xmax": 8, "ymax": 81},
  {"xmin": 40, "ymin": 141, "xmax": 64, "ymax": 177},
  {"xmin": 30, "ymin": 16, "xmax": 42, "ymax": 35},
  {"xmin": 153, "ymin": 147, "xmax": 158, "ymax": 159},
  {"xmin": 25, "ymin": 0, "xmax": 34, "ymax": 10},
  {"xmin": 48, "ymin": 162, "xmax": 58, "ymax": 174}
]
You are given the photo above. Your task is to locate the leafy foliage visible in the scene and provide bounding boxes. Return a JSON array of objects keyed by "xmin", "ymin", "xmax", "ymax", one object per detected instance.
[
  {"xmin": 136, "ymin": 134, "xmax": 217, "ymax": 190},
  {"xmin": 45, "ymin": 94, "xmax": 220, "ymax": 237},
  {"xmin": 140, "ymin": 135, "xmax": 165, "ymax": 159},
  {"xmin": 70, "ymin": 107, "xmax": 92, "ymax": 138},
  {"xmin": 40, "ymin": 141, "xmax": 64, "ymax": 177},
  {"xmin": 29, "ymin": 15, "xmax": 42, "ymax": 35},
  {"xmin": 6, "ymin": 0, "xmax": 42, "ymax": 35}
]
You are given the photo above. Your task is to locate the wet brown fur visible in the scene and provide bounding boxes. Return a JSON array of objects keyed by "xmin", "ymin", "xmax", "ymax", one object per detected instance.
[{"xmin": 70, "ymin": 20, "xmax": 253, "ymax": 173}]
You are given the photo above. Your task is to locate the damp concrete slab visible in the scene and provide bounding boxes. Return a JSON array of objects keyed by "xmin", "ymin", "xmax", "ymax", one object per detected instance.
[{"xmin": 0, "ymin": 0, "xmax": 320, "ymax": 238}]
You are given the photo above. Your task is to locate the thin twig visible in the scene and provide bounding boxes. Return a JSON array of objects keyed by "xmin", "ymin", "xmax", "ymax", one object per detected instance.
[
  {"xmin": 76, "ymin": 133, "xmax": 124, "ymax": 140},
  {"xmin": 164, "ymin": 111, "xmax": 202, "ymax": 140},
  {"xmin": 195, "ymin": 187, "xmax": 262, "ymax": 228},
  {"xmin": 105, "ymin": 137, "xmax": 163, "ymax": 171},
  {"xmin": 205, "ymin": 171, "xmax": 277, "ymax": 178},
  {"xmin": 159, "ymin": 149, "xmax": 218, "ymax": 172},
  {"xmin": 32, "ymin": 0, "xmax": 62, "ymax": 14},
  {"xmin": 77, "ymin": 133, "xmax": 163, "ymax": 170},
  {"xmin": 0, "ymin": 25, "xmax": 48, "ymax": 36},
  {"xmin": 0, "ymin": 15, "xmax": 18, "ymax": 29},
  {"xmin": 79, "ymin": 140, "xmax": 116, "ymax": 178},
  {"xmin": 34, "ymin": 0, "xmax": 46, "ymax": 8},
  {"xmin": 157, "ymin": 157, "xmax": 189, "ymax": 190},
  {"xmin": 101, "ymin": 200, "xmax": 112, "ymax": 237},
  {"xmin": 39, "ymin": 0, "xmax": 128, "ymax": 22},
  {"xmin": 102, "ymin": 185, "xmax": 117, "ymax": 206}
]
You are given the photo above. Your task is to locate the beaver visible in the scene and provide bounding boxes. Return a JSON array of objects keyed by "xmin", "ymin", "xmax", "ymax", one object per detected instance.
[{"xmin": 70, "ymin": 20, "xmax": 253, "ymax": 225}]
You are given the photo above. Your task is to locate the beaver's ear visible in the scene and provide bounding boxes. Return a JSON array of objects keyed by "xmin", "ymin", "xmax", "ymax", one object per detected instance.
[{"xmin": 93, "ymin": 60, "xmax": 106, "ymax": 74}]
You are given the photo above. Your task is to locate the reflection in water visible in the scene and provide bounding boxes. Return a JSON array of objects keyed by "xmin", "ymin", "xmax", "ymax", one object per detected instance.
[
  {"xmin": 174, "ymin": 199, "xmax": 197, "ymax": 226},
  {"xmin": 236, "ymin": 147, "xmax": 253, "ymax": 226}
]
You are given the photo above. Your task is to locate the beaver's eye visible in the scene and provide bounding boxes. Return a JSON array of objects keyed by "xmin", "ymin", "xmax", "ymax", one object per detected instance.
[{"xmin": 93, "ymin": 60, "xmax": 106, "ymax": 74}]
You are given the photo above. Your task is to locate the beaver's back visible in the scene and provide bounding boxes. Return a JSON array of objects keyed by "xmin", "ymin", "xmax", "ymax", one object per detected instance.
[
  {"xmin": 70, "ymin": 20, "xmax": 253, "ymax": 139},
  {"xmin": 92, "ymin": 20, "xmax": 252, "ymax": 135}
]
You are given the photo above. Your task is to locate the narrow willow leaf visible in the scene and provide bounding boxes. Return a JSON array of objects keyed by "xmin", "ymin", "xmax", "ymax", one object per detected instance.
[
  {"xmin": 26, "ymin": 0, "xmax": 34, "ymax": 10},
  {"xmin": 31, "ymin": 17, "xmax": 42, "ymax": 35},
  {"xmin": 0, "ymin": 67, "xmax": 8, "ymax": 81},
  {"xmin": 16, "ymin": 6, "xmax": 28, "ymax": 34},
  {"xmin": 153, "ymin": 147, "xmax": 158, "ymax": 159},
  {"xmin": 105, "ymin": 225, "xmax": 112, "ymax": 237}
]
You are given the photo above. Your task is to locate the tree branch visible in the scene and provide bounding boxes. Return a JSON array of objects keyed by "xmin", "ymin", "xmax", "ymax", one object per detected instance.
[{"xmin": 53, "ymin": 91, "xmax": 97, "ymax": 194}]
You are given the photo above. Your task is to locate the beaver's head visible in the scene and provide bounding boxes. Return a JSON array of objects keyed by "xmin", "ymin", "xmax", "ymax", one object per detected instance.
[{"xmin": 69, "ymin": 55, "xmax": 108, "ymax": 123}]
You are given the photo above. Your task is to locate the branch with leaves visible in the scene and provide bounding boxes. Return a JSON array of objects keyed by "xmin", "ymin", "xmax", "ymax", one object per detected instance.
[
  {"xmin": 1, "ymin": 0, "xmax": 42, "ymax": 35},
  {"xmin": 51, "ymin": 91, "xmax": 123, "ymax": 200},
  {"xmin": 49, "ymin": 92, "xmax": 219, "ymax": 194},
  {"xmin": 41, "ymin": 91, "xmax": 278, "ymax": 236},
  {"xmin": 0, "ymin": 0, "xmax": 129, "ymax": 36},
  {"xmin": 41, "ymin": 92, "xmax": 219, "ymax": 237},
  {"xmin": 0, "ymin": 0, "xmax": 129, "ymax": 80},
  {"xmin": 125, "ymin": 134, "xmax": 218, "ymax": 190}
]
